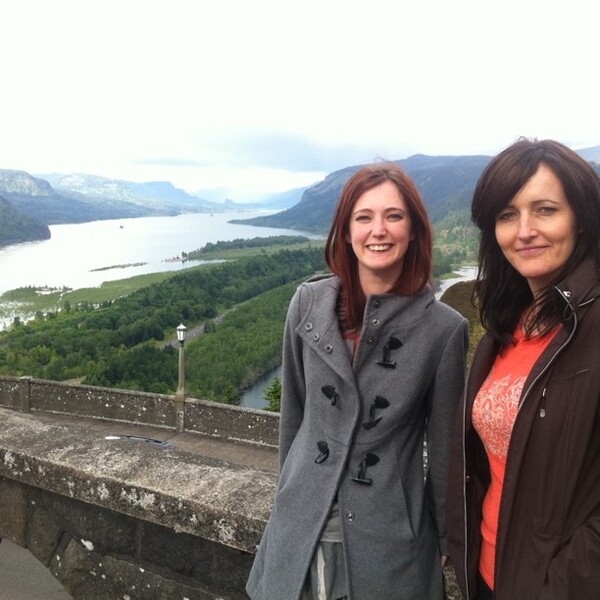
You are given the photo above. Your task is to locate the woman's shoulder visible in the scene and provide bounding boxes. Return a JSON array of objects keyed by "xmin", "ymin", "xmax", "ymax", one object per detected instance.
[
  {"xmin": 289, "ymin": 273, "xmax": 340, "ymax": 312},
  {"xmin": 427, "ymin": 294, "xmax": 469, "ymax": 330},
  {"xmin": 295, "ymin": 272, "xmax": 340, "ymax": 296}
]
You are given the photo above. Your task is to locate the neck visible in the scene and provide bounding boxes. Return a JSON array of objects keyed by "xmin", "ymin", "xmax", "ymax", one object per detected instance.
[{"xmin": 358, "ymin": 272, "xmax": 397, "ymax": 297}]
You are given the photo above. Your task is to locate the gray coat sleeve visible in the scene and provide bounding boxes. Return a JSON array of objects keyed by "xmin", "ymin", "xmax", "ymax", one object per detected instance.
[
  {"xmin": 425, "ymin": 316, "xmax": 469, "ymax": 556},
  {"xmin": 278, "ymin": 285, "xmax": 308, "ymax": 472}
]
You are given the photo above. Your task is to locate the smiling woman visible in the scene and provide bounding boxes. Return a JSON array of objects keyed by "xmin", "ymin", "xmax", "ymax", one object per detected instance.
[
  {"xmin": 494, "ymin": 164, "xmax": 577, "ymax": 296},
  {"xmin": 246, "ymin": 163, "xmax": 468, "ymax": 600},
  {"xmin": 447, "ymin": 138, "xmax": 600, "ymax": 600}
]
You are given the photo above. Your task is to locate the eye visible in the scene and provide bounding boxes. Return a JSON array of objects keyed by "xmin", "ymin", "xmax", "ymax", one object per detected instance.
[
  {"xmin": 387, "ymin": 212, "xmax": 404, "ymax": 221},
  {"xmin": 537, "ymin": 206, "xmax": 558, "ymax": 216},
  {"xmin": 496, "ymin": 209, "xmax": 516, "ymax": 222},
  {"xmin": 354, "ymin": 214, "xmax": 371, "ymax": 223}
]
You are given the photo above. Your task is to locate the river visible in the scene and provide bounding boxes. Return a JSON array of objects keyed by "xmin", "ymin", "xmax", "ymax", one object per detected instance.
[
  {"xmin": 0, "ymin": 210, "xmax": 321, "ymax": 409},
  {"xmin": 0, "ymin": 210, "xmax": 320, "ymax": 295}
]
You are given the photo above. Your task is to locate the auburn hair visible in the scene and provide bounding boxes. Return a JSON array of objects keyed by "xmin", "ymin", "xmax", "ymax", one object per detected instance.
[{"xmin": 325, "ymin": 162, "xmax": 432, "ymax": 330}]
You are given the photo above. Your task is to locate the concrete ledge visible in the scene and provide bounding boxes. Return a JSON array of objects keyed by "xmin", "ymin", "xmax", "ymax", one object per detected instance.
[{"xmin": 0, "ymin": 407, "xmax": 277, "ymax": 554}]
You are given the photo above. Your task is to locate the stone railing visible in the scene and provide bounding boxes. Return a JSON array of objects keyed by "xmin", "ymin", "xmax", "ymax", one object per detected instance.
[
  {"xmin": 0, "ymin": 376, "xmax": 280, "ymax": 599},
  {"xmin": 0, "ymin": 375, "xmax": 278, "ymax": 447}
]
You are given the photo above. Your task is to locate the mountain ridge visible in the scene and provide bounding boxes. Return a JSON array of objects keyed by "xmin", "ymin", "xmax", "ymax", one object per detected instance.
[
  {"xmin": 2, "ymin": 144, "xmax": 599, "ymax": 248},
  {"xmin": 233, "ymin": 146, "xmax": 600, "ymax": 235}
]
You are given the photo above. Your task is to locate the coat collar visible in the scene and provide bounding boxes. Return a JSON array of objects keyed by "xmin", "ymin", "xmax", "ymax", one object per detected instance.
[
  {"xmin": 552, "ymin": 256, "xmax": 600, "ymax": 315},
  {"xmin": 302, "ymin": 274, "xmax": 436, "ymax": 328},
  {"xmin": 295, "ymin": 274, "xmax": 436, "ymax": 377}
]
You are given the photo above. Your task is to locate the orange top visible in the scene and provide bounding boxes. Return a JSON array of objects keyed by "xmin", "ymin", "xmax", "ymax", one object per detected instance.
[{"xmin": 472, "ymin": 327, "xmax": 558, "ymax": 589}]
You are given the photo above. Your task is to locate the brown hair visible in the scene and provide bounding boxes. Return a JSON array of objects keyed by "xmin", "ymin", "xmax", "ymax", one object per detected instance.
[
  {"xmin": 325, "ymin": 162, "xmax": 432, "ymax": 330},
  {"xmin": 472, "ymin": 138, "xmax": 600, "ymax": 348}
]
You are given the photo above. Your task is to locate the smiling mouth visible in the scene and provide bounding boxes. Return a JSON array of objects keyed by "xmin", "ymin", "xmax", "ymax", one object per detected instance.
[
  {"xmin": 516, "ymin": 246, "xmax": 549, "ymax": 256},
  {"xmin": 367, "ymin": 244, "xmax": 392, "ymax": 252},
  {"xmin": 517, "ymin": 245, "xmax": 547, "ymax": 252}
]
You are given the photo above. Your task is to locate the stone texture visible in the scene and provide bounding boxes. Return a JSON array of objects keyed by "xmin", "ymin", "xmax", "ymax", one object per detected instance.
[
  {"xmin": 0, "ymin": 476, "xmax": 27, "ymax": 545},
  {"xmin": 27, "ymin": 502, "xmax": 64, "ymax": 565}
]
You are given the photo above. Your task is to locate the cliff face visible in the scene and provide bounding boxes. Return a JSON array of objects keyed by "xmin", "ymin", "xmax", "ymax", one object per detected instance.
[
  {"xmin": 440, "ymin": 279, "xmax": 483, "ymax": 366},
  {"xmin": 0, "ymin": 169, "xmax": 55, "ymax": 196}
]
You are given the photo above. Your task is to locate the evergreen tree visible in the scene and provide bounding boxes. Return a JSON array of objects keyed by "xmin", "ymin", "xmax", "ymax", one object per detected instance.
[{"xmin": 264, "ymin": 376, "xmax": 281, "ymax": 412}]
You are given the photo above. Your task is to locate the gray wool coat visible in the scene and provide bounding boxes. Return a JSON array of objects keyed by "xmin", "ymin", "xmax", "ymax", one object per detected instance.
[{"xmin": 246, "ymin": 275, "xmax": 469, "ymax": 600}]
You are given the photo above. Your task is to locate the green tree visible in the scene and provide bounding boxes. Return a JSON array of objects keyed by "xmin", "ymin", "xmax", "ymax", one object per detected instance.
[{"xmin": 264, "ymin": 376, "xmax": 281, "ymax": 412}]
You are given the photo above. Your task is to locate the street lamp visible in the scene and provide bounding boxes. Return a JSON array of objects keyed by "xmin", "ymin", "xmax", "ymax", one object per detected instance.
[
  {"xmin": 175, "ymin": 323, "xmax": 187, "ymax": 431},
  {"xmin": 176, "ymin": 322, "xmax": 187, "ymax": 345}
]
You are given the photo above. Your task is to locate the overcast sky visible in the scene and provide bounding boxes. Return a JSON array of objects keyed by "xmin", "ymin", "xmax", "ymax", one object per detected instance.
[{"xmin": 1, "ymin": 0, "xmax": 598, "ymax": 201}]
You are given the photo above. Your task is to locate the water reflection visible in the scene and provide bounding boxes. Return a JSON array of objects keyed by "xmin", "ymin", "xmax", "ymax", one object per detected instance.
[{"xmin": 240, "ymin": 365, "xmax": 282, "ymax": 409}]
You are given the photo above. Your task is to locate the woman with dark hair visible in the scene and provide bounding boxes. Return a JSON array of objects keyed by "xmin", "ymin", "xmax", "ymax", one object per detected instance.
[
  {"xmin": 447, "ymin": 138, "xmax": 600, "ymax": 599},
  {"xmin": 247, "ymin": 163, "xmax": 468, "ymax": 599}
]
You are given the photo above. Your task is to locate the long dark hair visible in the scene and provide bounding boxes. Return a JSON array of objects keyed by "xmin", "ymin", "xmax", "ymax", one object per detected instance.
[
  {"xmin": 472, "ymin": 138, "xmax": 600, "ymax": 348},
  {"xmin": 325, "ymin": 162, "xmax": 432, "ymax": 331}
]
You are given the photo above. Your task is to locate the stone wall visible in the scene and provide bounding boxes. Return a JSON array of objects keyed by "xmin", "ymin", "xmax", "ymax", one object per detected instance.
[
  {"xmin": 0, "ymin": 476, "xmax": 253, "ymax": 599},
  {"xmin": 0, "ymin": 377, "xmax": 280, "ymax": 599}
]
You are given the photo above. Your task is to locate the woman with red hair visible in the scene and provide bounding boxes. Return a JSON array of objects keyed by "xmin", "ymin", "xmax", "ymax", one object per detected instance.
[{"xmin": 247, "ymin": 163, "xmax": 468, "ymax": 599}]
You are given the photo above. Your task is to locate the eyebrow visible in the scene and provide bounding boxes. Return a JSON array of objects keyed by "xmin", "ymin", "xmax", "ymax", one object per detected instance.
[{"xmin": 352, "ymin": 206, "xmax": 406, "ymax": 214}]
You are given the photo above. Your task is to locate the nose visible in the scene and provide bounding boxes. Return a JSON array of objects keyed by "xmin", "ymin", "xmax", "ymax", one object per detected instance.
[
  {"xmin": 372, "ymin": 216, "xmax": 387, "ymax": 236},
  {"xmin": 517, "ymin": 214, "xmax": 537, "ymax": 239}
]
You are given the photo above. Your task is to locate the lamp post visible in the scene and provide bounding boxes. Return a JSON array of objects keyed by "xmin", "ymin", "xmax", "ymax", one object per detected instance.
[{"xmin": 175, "ymin": 323, "xmax": 187, "ymax": 431}]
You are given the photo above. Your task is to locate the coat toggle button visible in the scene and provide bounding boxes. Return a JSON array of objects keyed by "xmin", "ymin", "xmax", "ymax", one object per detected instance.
[
  {"xmin": 321, "ymin": 385, "xmax": 340, "ymax": 406},
  {"xmin": 315, "ymin": 441, "xmax": 329, "ymax": 464},
  {"xmin": 351, "ymin": 452, "xmax": 379, "ymax": 485}
]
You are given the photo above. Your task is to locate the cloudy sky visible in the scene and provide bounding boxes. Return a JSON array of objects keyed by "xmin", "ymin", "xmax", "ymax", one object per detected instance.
[{"xmin": 1, "ymin": 0, "xmax": 598, "ymax": 201}]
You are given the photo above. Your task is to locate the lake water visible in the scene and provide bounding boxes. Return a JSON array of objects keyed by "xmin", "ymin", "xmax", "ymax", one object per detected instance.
[
  {"xmin": 437, "ymin": 265, "xmax": 478, "ymax": 297},
  {"xmin": 0, "ymin": 210, "xmax": 320, "ymax": 295}
]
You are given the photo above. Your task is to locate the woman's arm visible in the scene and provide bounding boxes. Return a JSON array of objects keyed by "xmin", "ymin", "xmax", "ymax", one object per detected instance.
[
  {"xmin": 278, "ymin": 286, "xmax": 308, "ymax": 471},
  {"xmin": 541, "ymin": 508, "xmax": 600, "ymax": 598},
  {"xmin": 426, "ymin": 316, "xmax": 469, "ymax": 556}
]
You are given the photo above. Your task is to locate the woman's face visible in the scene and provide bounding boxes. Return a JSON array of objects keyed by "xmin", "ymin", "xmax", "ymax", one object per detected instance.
[
  {"xmin": 495, "ymin": 164, "xmax": 577, "ymax": 296},
  {"xmin": 346, "ymin": 181, "xmax": 413, "ymax": 294}
]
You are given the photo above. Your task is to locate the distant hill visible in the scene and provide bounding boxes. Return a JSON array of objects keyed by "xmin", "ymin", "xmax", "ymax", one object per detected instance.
[
  {"xmin": 574, "ymin": 145, "xmax": 600, "ymax": 163},
  {"xmin": 192, "ymin": 185, "xmax": 309, "ymax": 209},
  {"xmin": 3, "ymin": 144, "xmax": 599, "ymax": 250},
  {"xmin": 0, "ymin": 169, "xmax": 229, "ymax": 248},
  {"xmin": 258, "ymin": 186, "xmax": 309, "ymax": 210},
  {"xmin": 40, "ymin": 173, "xmax": 220, "ymax": 214},
  {"xmin": 231, "ymin": 155, "xmax": 491, "ymax": 234},
  {"xmin": 0, "ymin": 193, "xmax": 50, "ymax": 248},
  {"xmin": 232, "ymin": 147, "xmax": 600, "ymax": 239}
]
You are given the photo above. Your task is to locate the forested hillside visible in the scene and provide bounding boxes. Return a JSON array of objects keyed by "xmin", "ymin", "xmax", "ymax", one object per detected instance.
[
  {"xmin": 232, "ymin": 155, "xmax": 491, "ymax": 234},
  {"xmin": 0, "ymin": 194, "xmax": 50, "ymax": 247},
  {"xmin": 232, "ymin": 155, "xmax": 600, "ymax": 261},
  {"xmin": 0, "ymin": 247, "xmax": 326, "ymax": 401}
]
